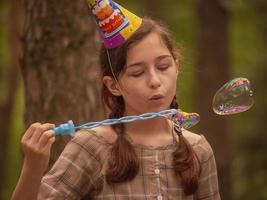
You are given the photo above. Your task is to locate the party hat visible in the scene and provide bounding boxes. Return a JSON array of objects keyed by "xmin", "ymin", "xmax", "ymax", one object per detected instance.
[{"xmin": 87, "ymin": 0, "xmax": 142, "ymax": 49}]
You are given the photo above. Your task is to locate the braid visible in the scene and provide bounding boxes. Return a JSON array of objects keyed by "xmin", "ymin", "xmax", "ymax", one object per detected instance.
[
  {"xmin": 169, "ymin": 95, "xmax": 200, "ymax": 195},
  {"xmin": 105, "ymin": 98, "xmax": 139, "ymax": 184},
  {"xmin": 173, "ymin": 124, "xmax": 200, "ymax": 195},
  {"xmin": 170, "ymin": 95, "xmax": 179, "ymax": 109}
]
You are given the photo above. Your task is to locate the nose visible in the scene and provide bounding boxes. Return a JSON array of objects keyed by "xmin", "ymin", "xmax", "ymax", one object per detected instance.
[{"xmin": 148, "ymin": 69, "xmax": 161, "ymax": 89}]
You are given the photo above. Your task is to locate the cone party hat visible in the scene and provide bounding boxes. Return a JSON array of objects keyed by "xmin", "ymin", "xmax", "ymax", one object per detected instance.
[{"xmin": 87, "ymin": 0, "xmax": 142, "ymax": 49}]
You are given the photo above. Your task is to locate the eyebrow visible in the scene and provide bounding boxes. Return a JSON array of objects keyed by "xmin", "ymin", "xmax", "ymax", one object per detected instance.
[{"xmin": 126, "ymin": 54, "xmax": 172, "ymax": 68}]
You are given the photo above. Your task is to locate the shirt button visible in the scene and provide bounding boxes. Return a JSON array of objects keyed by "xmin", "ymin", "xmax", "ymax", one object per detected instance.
[
  {"xmin": 157, "ymin": 195, "xmax": 163, "ymax": 200},
  {"xmin": 154, "ymin": 168, "xmax": 160, "ymax": 175}
]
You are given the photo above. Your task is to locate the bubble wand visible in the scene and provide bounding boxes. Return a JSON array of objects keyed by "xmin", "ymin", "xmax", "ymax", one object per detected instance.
[{"xmin": 54, "ymin": 109, "xmax": 200, "ymax": 136}]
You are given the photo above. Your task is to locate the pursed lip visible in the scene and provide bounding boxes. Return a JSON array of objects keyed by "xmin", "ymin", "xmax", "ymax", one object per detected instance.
[{"xmin": 149, "ymin": 94, "xmax": 164, "ymax": 100}]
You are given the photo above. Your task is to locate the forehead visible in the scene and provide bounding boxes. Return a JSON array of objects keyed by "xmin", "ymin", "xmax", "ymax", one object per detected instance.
[{"xmin": 126, "ymin": 32, "xmax": 171, "ymax": 64}]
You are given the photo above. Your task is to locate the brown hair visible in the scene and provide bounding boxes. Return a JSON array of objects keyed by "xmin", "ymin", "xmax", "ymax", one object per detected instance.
[{"xmin": 100, "ymin": 17, "xmax": 199, "ymax": 195}]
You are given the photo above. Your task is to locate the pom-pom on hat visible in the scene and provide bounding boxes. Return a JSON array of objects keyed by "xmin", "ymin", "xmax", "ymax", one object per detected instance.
[{"xmin": 87, "ymin": 0, "xmax": 142, "ymax": 49}]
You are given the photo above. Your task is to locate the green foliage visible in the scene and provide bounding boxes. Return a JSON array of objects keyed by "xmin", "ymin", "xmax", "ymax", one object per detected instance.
[
  {"xmin": 0, "ymin": 1, "xmax": 24, "ymax": 199},
  {"xmin": 0, "ymin": 1, "xmax": 9, "ymax": 101},
  {"xmin": 2, "ymin": 86, "xmax": 24, "ymax": 200}
]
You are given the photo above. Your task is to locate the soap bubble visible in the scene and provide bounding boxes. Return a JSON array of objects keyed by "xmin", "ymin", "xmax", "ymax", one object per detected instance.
[{"xmin": 212, "ymin": 78, "xmax": 254, "ymax": 115}]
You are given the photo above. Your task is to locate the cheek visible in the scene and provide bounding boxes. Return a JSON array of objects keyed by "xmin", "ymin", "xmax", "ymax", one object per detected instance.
[
  {"xmin": 120, "ymin": 78, "xmax": 145, "ymax": 98},
  {"xmin": 166, "ymin": 72, "xmax": 178, "ymax": 87},
  {"xmin": 166, "ymin": 76, "xmax": 178, "ymax": 97},
  {"xmin": 128, "ymin": 85, "xmax": 145, "ymax": 97}
]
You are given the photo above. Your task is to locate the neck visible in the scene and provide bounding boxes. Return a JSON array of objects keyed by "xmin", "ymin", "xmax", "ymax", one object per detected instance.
[{"xmin": 124, "ymin": 116, "xmax": 172, "ymax": 137}]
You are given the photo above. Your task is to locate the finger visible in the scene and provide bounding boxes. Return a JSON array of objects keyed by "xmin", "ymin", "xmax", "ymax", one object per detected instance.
[
  {"xmin": 42, "ymin": 136, "xmax": 56, "ymax": 152},
  {"xmin": 31, "ymin": 123, "xmax": 55, "ymax": 144},
  {"xmin": 39, "ymin": 130, "xmax": 55, "ymax": 148},
  {"xmin": 22, "ymin": 122, "xmax": 41, "ymax": 141}
]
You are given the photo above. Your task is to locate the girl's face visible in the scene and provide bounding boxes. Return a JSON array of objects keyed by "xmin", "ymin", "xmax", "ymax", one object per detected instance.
[{"xmin": 118, "ymin": 32, "xmax": 179, "ymax": 115}]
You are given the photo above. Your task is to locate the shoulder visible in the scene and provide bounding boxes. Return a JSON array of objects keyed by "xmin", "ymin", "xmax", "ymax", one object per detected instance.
[
  {"xmin": 182, "ymin": 129, "xmax": 202, "ymax": 145},
  {"xmin": 182, "ymin": 129, "xmax": 214, "ymax": 163},
  {"xmin": 73, "ymin": 125, "xmax": 117, "ymax": 146},
  {"xmin": 64, "ymin": 127, "xmax": 116, "ymax": 163}
]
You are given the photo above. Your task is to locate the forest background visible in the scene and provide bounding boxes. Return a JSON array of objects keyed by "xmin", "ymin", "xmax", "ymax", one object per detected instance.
[{"xmin": 1, "ymin": 0, "xmax": 267, "ymax": 199}]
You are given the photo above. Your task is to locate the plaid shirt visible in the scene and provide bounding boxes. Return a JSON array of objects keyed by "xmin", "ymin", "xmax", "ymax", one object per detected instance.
[{"xmin": 38, "ymin": 129, "xmax": 220, "ymax": 200}]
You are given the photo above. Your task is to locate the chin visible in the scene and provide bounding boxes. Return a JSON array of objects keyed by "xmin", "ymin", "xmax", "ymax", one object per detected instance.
[
  {"xmin": 147, "ymin": 106, "xmax": 170, "ymax": 113},
  {"xmin": 126, "ymin": 103, "xmax": 171, "ymax": 115}
]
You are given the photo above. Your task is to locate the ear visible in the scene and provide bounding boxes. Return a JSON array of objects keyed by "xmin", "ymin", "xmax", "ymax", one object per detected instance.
[{"xmin": 102, "ymin": 76, "xmax": 122, "ymax": 96}]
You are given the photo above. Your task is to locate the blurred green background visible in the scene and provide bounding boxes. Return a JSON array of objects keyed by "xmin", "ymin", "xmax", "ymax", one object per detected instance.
[{"xmin": 1, "ymin": 0, "xmax": 267, "ymax": 199}]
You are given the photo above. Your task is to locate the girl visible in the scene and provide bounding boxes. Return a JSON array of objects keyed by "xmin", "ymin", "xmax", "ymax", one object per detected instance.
[{"xmin": 12, "ymin": 14, "xmax": 220, "ymax": 200}]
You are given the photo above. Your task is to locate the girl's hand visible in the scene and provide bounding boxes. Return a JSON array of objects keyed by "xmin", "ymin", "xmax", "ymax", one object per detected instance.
[
  {"xmin": 11, "ymin": 123, "xmax": 56, "ymax": 200},
  {"xmin": 21, "ymin": 123, "xmax": 56, "ymax": 173}
]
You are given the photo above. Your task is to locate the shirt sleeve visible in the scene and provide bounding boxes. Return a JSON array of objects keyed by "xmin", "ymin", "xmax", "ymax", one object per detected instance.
[
  {"xmin": 38, "ymin": 130, "xmax": 104, "ymax": 200},
  {"xmin": 195, "ymin": 136, "xmax": 221, "ymax": 200}
]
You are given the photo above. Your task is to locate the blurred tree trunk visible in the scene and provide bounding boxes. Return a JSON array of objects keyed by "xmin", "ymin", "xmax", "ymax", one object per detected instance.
[
  {"xmin": 21, "ymin": 0, "xmax": 104, "ymax": 165},
  {"xmin": 196, "ymin": 0, "xmax": 232, "ymax": 199},
  {"xmin": 0, "ymin": 0, "xmax": 21, "ymax": 198}
]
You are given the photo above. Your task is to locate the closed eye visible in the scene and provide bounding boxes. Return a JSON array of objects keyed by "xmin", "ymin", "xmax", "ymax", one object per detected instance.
[
  {"xmin": 158, "ymin": 65, "xmax": 170, "ymax": 71},
  {"xmin": 131, "ymin": 71, "xmax": 144, "ymax": 77}
]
